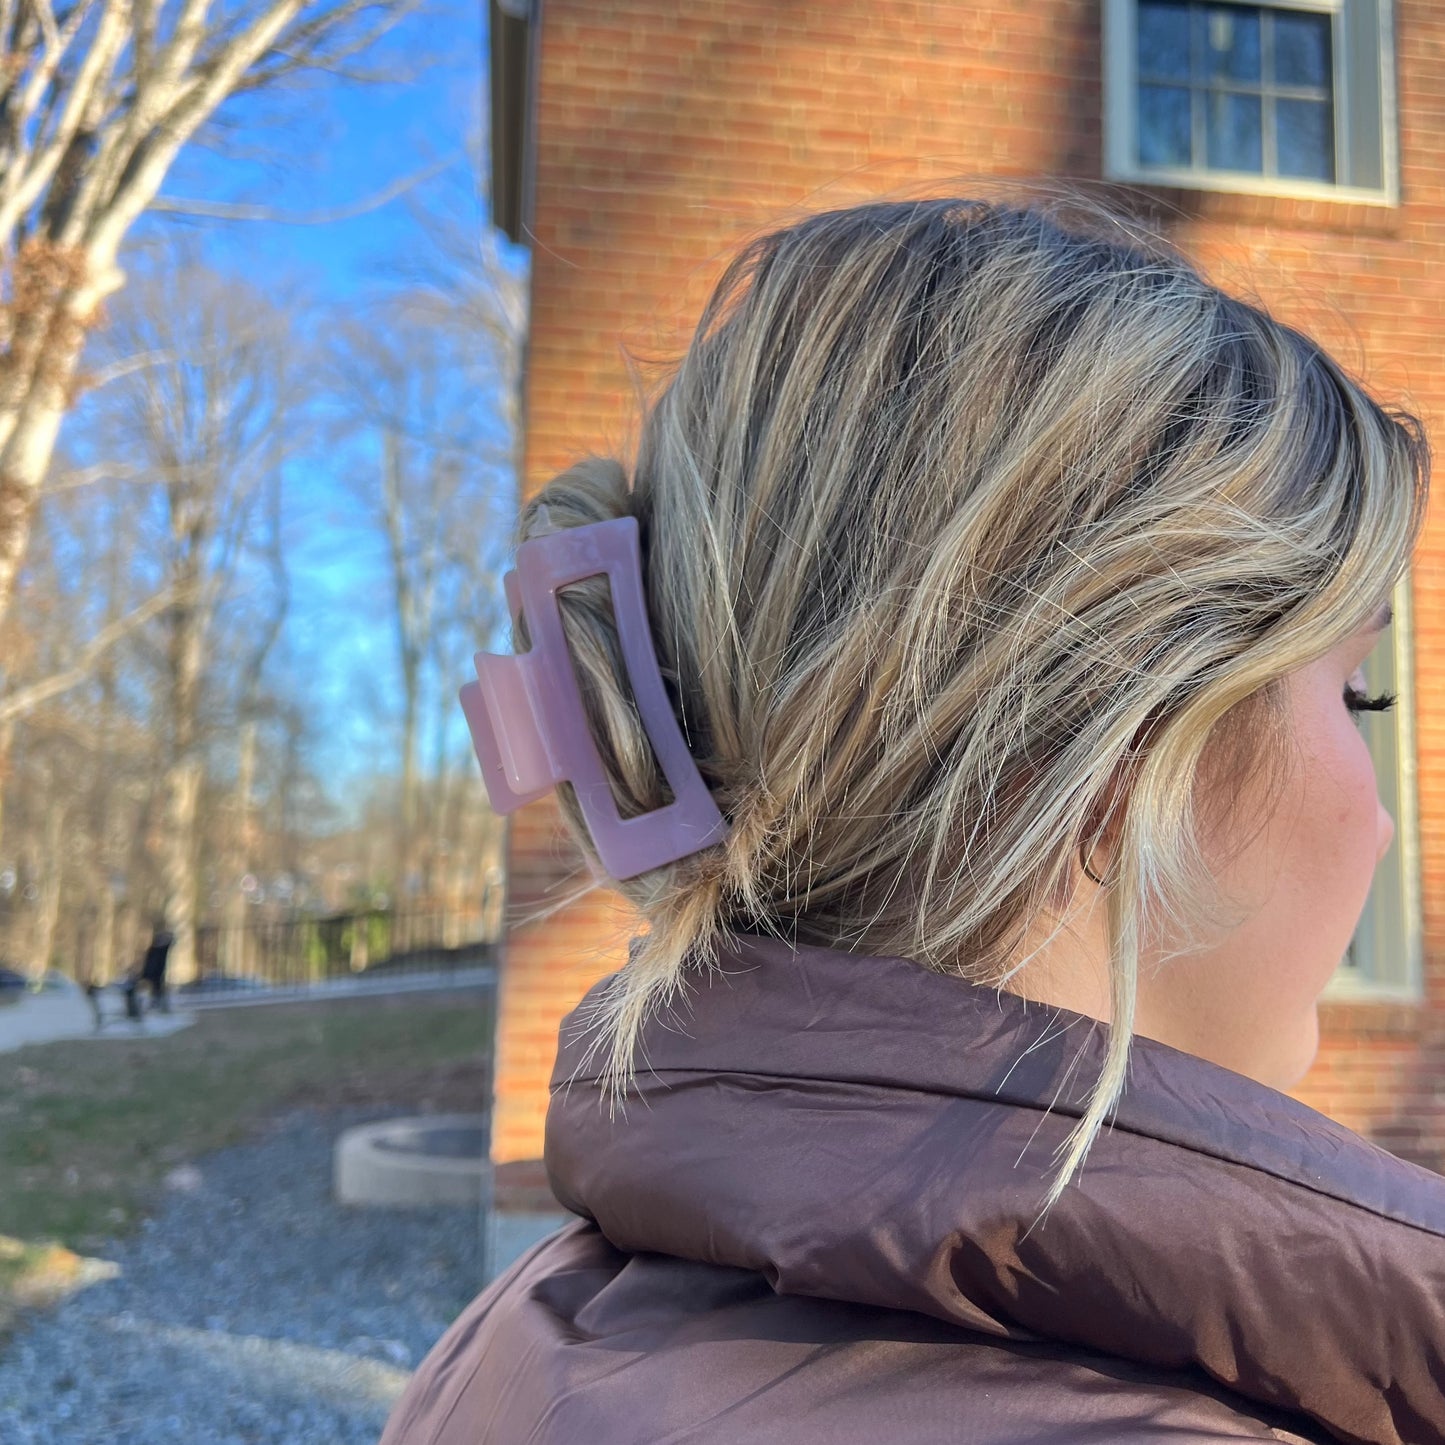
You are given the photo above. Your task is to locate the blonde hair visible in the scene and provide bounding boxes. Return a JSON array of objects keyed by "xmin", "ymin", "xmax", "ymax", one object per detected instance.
[{"xmin": 517, "ymin": 191, "xmax": 1430, "ymax": 1209}]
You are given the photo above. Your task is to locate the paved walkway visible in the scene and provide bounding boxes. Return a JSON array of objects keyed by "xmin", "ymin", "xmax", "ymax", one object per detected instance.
[
  {"xmin": 0, "ymin": 966, "xmax": 496, "ymax": 1053},
  {"xmin": 184, "ymin": 965, "xmax": 495, "ymax": 1011},
  {"xmin": 0, "ymin": 992, "xmax": 195, "ymax": 1055}
]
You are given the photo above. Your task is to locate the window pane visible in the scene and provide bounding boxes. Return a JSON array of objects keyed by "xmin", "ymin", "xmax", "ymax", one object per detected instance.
[
  {"xmin": 1139, "ymin": 84, "xmax": 1193, "ymax": 166},
  {"xmin": 1206, "ymin": 90, "xmax": 1262, "ymax": 171},
  {"xmin": 1277, "ymin": 97, "xmax": 1335, "ymax": 180},
  {"xmin": 1203, "ymin": 5, "xmax": 1261, "ymax": 83},
  {"xmin": 1273, "ymin": 11, "xmax": 1331, "ymax": 88},
  {"xmin": 1138, "ymin": 0, "xmax": 1191, "ymax": 81}
]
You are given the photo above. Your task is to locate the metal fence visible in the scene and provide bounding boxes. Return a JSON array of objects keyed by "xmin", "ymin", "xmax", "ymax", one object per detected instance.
[{"xmin": 189, "ymin": 908, "xmax": 497, "ymax": 993}]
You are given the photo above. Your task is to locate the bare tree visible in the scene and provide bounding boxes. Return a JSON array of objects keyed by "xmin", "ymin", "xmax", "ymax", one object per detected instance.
[
  {"xmin": 79, "ymin": 503, "xmax": 134, "ymax": 984},
  {"xmin": 398, "ymin": 129, "xmax": 521, "ymax": 927},
  {"xmin": 0, "ymin": 479, "xmax": 154, "ymax": 977},
  {"xmin": 323, "ymin": 284, "xmax": 496, "ymax": 908},
  {"xmin": 392, "ymin": 124, "xmax": 527, "ymax": 447},
  {"xmin": 0, "ymin": 0, "xmax": 422, "ymax": 629},
  {"xmin": 324, "ymin": 131, "xmax": 521, "ymax": 920},
  {"xmin": 216, "ymin": 463, "xmax": 287, "ymax": 975},
  {"xmin": 82, "ymin": 252, "xmax": 302, "ymax": 982}
]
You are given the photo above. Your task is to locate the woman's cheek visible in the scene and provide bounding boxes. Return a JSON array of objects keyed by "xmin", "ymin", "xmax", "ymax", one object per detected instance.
[{"xmin": 1300, "ymin": 717, "xmax": 1384, "ymax": 990}]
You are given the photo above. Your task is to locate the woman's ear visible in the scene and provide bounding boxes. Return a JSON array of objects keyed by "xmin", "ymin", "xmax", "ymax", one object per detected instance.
[{"xmin": 1081, "ymin": 741, "xmax": 1147, "ymax": 878}]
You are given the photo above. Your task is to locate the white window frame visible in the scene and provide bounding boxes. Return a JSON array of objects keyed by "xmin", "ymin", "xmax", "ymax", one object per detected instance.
[
  {"xmin": 1324, "ymin": 570, "xmax": 1423, "ymax": 1001},
  {"xmin": 1102, "ymin": 0, "xmax": 1401, "ymax": 206}
]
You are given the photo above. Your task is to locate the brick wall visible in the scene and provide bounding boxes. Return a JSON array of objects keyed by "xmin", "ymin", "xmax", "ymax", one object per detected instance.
[
  {"xmin": 493, "ymin": 0, "xmax": 1445, "ymax": 1174},
  {"xmin": 490, "ymin": 797, "xmax": 638, "ymax": 1165}
]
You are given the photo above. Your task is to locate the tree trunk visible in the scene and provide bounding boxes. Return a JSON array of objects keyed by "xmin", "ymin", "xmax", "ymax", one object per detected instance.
[
  {"xmin": 0, "ymin": 715, "xmax": 14, "ymax": 857},
  {"xmin": 220, "ymin": 718, "xmax": 258, "ymax": 977},
  {"xmin": 161, "ymin": 757, "xmax": 203, "ymax": 985},
  {"xmin": 0, "ymin": 400, "xmax": 70, "ymax": 616},
  {"xmin": 94, "ymin": 882, "xmax": 117, "ymax": 988},
  {"xmin": 32, "ymin": 775, "xmax": 66, "ymax": 983},
  {"xmin": 161, "ymin": 584, "xmax": 207, "ymax": 985},
  {"xmin": 382, "ymin": 424, "xmax": 425, "ymax": 949},
  {"xmin": 0, "ymin": 249, "xmax": 123, "ymax": 627},
  {"xmin": 399, "ymin": 675, "xmax": 417, "ymax": 949},
  {"xmin": 90, "ymin": 555, "xmax": 123, "ymax": 987}
]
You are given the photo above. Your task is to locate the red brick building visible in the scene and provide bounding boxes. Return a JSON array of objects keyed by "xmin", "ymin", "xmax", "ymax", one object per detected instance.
[{"xmin": 487, "ymin": 0, "xmax": 1445, "ymax": 1177}]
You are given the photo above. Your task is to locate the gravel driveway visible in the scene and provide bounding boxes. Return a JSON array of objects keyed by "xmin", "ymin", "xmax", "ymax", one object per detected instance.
[{"xmin": 0, "ymin": 1105, "xmax": 485, "ymax": 1444}]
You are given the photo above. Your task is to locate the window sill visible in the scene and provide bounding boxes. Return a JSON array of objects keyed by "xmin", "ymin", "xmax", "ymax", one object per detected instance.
[
  {"xmin": 1105, "ymin": 161, "xmax": 1395, "ymax": 209},
  {"xmin": 1098, "ymin": 168, "xmax": 1405, "ymax": 238}
]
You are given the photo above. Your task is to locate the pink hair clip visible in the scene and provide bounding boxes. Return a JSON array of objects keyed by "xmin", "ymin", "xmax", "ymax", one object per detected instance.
[{"xmin": 459, "ymin": 517, "xmax": 729, "ymax": 880}]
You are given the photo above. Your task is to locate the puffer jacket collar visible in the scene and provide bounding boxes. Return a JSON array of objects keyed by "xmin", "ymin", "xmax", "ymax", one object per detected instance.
[{"xmin": 545, "ymin": 933, "xmax": 1445, "ymax": 1445}]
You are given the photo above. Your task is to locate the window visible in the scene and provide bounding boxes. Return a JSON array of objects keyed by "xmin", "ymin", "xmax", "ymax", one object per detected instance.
[
  {"xmin": 1326, "ymin": 572, "xmax": 1423, "ymax": 999},
  {"xmin": 1102, "ymin": 0, "xmax": 1399, "ymax": 205}
]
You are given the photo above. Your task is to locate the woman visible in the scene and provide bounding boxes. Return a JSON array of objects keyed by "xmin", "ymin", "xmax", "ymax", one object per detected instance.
[{"xmin": 383, "ymin": 195, "xmax": 1434, "ymax": 1443}]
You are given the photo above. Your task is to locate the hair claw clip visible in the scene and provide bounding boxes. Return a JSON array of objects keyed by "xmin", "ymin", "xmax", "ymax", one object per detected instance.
[{"xmin": 459, "ymin": 517, "xmax": 729, "ymax": 880}]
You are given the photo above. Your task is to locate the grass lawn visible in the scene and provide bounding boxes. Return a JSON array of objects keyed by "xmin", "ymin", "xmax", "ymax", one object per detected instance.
[{"xmin": 0, "ymin": 987, "xmax": 494, "ymax": 1255}]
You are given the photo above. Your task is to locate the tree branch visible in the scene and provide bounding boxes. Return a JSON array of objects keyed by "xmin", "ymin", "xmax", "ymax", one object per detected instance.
[
  {"xmin": 16, "ymin": 0, "xmax": 93, "ymax": 133},
  {"xmin": 0, "ymin": 582, "xmax": 186, "ymax": 723},
  {"xmin": 85, "ymin": 0, "xmax": 314, "ymax": 257},
  {"xmin": 86, "ymin": 349, "xmax": 175, "ymax": 395},
  {"xmin": 228, "ymin": 3, "xmax": 417, "ymax": 90},
  {"xmin": 46, "ymin": 459, "xmax": 143, "ymax": 489},
  {"xmin": 0, "ymin": 0, "xmax": 126, "ymax": 242},
  {"xmin": 148, "ymin": 156, "xmax": 446, "ymax": 223},
  {"xmin": 31, "ymin": 0, "xmax": 60, "ymax": 54},
  {"xmin": 130, "ymin": 0, "xmax": 159, "ymax": 86}
]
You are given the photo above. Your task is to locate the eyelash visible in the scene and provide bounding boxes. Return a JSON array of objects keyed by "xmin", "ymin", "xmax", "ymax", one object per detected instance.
[{"xmin": 1344, "ymin": 684, "xmax": 1397, "ymax": 721}]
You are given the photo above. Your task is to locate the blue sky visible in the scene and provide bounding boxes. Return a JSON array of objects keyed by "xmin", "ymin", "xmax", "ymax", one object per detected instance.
[{"xmin": 118, "ymin": 2, "xmax": 525, "ymax": 815}]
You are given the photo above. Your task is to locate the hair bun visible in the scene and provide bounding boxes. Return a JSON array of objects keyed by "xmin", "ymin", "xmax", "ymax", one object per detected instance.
[{"xmin": 519, "ymin": 456, "xmax": 632, "ymax": 545}]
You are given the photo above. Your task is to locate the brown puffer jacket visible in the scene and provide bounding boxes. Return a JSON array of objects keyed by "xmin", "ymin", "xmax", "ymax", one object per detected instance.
[{"xmin": 380, "ymin": 934, "xmax": 1445, "ymax": 1445}]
